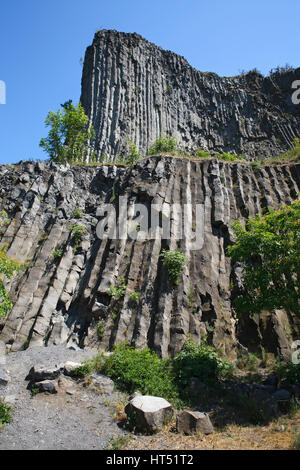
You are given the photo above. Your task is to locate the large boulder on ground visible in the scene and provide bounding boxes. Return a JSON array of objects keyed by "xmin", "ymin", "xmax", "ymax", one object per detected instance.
[
  {"xmin": 125, "ymin": 395, "xmax": 173, "ymax": 434},
  {"xmin": 27, "ymin": 365, "xmax": 62, "ymax": 382},
  {"xmin": 176, "ymin": 410, "xmax": 214, "ymax": 435}
]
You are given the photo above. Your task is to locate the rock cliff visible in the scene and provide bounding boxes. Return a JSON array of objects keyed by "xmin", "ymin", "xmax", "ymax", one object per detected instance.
[
  {"xmin": 0, "ymin": 158, "xmax": 299, "ymax": 358},
  {"xmin": 81, "ymin": 30, "xmax": 300, "ymax": 161}
]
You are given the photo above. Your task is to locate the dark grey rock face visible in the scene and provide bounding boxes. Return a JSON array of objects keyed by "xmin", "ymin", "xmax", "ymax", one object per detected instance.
[
  {"xmin": 0, "ymin": 158, "xmax": 299, "ymax": 358},
  {"xmin": 81, "ymin": 30, "xmax": 300, "ymax": 161}
]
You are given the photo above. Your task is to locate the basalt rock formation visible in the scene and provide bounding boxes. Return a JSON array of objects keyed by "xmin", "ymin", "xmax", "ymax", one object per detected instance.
[
  {"xmin": 0, "ymin": 158, "xmax": 299, "ymax": 359},
  {"xmin": 81, "ymin": 30, "xmax": 300, "ymax": 161}
]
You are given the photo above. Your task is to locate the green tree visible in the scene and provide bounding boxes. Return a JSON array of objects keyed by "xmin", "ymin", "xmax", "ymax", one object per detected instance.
[
  {"xmin": 124, "ymin": 138, "xmax": 141, "ymax": 165},
  {"xmin": 160, "ymin": 249, "xmax": 186, "ymax": 285},
  {"xmin": 147, "ymin": 135, "xmax": 177, "ymax": 155},
  {"xmin": 40, "ymin": 101, "xmax": 95, "ymax": 163},
  {"xmin": 227, "ymin": 200, "xmax": 300, "ymax": 316},
  {"xmin": 0, "ymin": 245, "xmax": 22, "ymax": 318}
]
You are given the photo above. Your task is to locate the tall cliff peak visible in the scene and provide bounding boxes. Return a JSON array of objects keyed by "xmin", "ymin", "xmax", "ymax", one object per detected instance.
[{"xmin": 81, "ymin": 29, "xmax": 300, "ymax": 161}]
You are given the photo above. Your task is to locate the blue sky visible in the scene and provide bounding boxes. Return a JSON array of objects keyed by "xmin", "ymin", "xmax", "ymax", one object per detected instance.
[{"xmin": 0, "ymin": 0, "xmax": 299, "ymax": 164}]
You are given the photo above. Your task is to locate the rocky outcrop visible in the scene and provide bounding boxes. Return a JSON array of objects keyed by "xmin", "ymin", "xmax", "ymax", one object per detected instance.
[
  {"xmin": 81, "ymin": 30, "xmax": 300, "ymax": 161},
  {"xmin": 0, "ymin": 157, "xmax": 299, "ymax": 358}
]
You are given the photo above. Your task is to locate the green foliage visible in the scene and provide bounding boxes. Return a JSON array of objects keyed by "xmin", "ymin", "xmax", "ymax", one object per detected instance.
[
  {"xmin": 52, "ymin": 249, "xmax": 63, "ymax": 260},
  {"xmin": 291, "ymin": 434, "xmax": 300, "ymax": 450},
  {"xmin": 72, "ymin": 353, "xmax": 105, "ymax": 377},
  {"xmin": 196, "ymin": 149, "xmax": 210, "ymax": 159},
  {"xmin": 124, "ymin": 138, "xmax": 141, "ymax": 165},
  {"xmin": 98, "ymin": 343, "xmax": 178, "ymax": 403},
  {"xmin": 72, "ymin": 208, "xmax": 82, "ymax": 219},
  {"xmin": 147, "ymin": 135, "xmax": 177, "ymax": 156},
  {"xmin": 236, "ymin": 394, "xmax": 266, "ymax": 425},
  {"xmin": 160, "ymin": 249, "xmax": 186, "ymax": 285},
  {"xmin": 0, "ymin": 399, "xmax": 13, "ymax": 428},
  {"xmin": 109, "ymin": 278, "xmax": 127, "ymax": 300},
  {"xmin": 250, "ymin": 161, "xmax": 261, "ymax": 168},
  {"xmin": 39, "ymin": 101, "xmax": 95, "ymax": 164},
  {"xmin": 0, "ymin": 245, "xmax": 22, "ymax": 318},
  {"xmin": 96, "ymin": 319, "xmax": 105, "ymax": 340},
  {"xmin": 70, "ymin": 224, "xmax": 86, "ymax": 249},
  {"xmin": 268, "ymin": 139, "xmax": 300, "ymax": 165},
  {"xmin": 227, "ymin": 200, "xmax": 300, "ymax": 316},
  {"xmin": 172, "ymin": 338, "xmax": 233, "ymax": 388},
  {"xmin": 275, "ymin": 361, "xmax": 300, "ymax": 386},
  {"xmin": 129, "ymin": 291, "xmax": 140, "ymax": 305},
  {"xmin": 109, "ymin": 436, "xmax": 130, "ymax": 450},
  {"xmin": 215, "ymin": 152, "xmax": 239, "ymax": 162}
]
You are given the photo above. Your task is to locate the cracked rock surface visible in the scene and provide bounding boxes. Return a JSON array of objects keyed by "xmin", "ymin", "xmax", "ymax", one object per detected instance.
[
  {"xmin": 81, "ymin": 30, "xmax": 300, "ymax": 160},
  {"xmin": 0, "ymin": 157, "xmax": 299, "ymax": 359}
]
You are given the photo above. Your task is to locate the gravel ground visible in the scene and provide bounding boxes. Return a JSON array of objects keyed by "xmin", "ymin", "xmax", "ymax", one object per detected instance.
[{"xmin": 0, "ymin": 345, "xmax": 127, "ymax": 450}]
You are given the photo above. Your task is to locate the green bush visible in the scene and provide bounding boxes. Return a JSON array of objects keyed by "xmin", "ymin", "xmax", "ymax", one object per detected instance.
[
  {"xmin": 227, "ymin": 199, "xmax": 300, "ymax": 316},
  {"xmin": 70, "ymin": 224, "xmax": 86, "ymax": 249},
  {"xmin": 72, "ymin": 353, "xmax": 105, "ymax": 377},
  {"xmin": 40, "ymin": 100, "xmax": 95, "ymax": 164},
  {"xmin": 72, "ymin": 208, "xmax": 82, "ymax": 219},
  {"xmin": 275, "ymin": 361, "xmax": 300, "ymax": 386},
  {"xmin": 147, "ymin": 135, "xmax": 177, "ymax": 156},
  {"xmin": 160, "ymin": 249, "xmax": 186, "ymax": 285},
  {"xmin": 0, "ymin": 400, "xmax": 13, "ymax": 428},
  {"xmin": 98, "ymin": 343, "xmax": 178, "ymax": 404},
  {"xmin": 196, "ymin": 149, "xmax": 210, "ymax": 159},
  {"xmin": 96, "ymin": 319, "xmax": 105, "ymax": 340},
  {"xmin": 172, "ymin": 338, "xmax": 233, "ymax": 388},
  {"xmin": 124, "ymin": 139, "xmax": 141, "ymax": 165},
  {"xmin": 215, "ymin": 152, "xmax": 239, "ymax": 162},
  {"xmin": 109, "ymin": 278, "xmax": 127, "ymax": 300},
  {"xmin": 129, "ymin": 291, "xmax": 140, "ymax": 305},
  {"xmin": 52, "ymin": 249, "xmax": 63, "ymax": 260}
]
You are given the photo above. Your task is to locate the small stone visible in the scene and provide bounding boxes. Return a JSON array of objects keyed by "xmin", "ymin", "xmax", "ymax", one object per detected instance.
[
  {"xmin": 176, "ymin": 410, "xmax": 214, "ymax": 435},
  {"xmin": 0, "ymin": 368, "xmax": 11, "ymax": 387},
  {"xmin": 34, "ymin": 380, "xmax": 58, "ymax": 394}
]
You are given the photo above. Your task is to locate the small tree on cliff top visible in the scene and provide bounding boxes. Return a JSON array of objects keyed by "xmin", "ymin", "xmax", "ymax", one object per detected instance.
[
  {"xmin": 40, "ymin": 101, "xmax": 95, "ymax": 163},
  {"xmin": 227, "ymin": 199, "xmax": 300, "ymax": 316}
]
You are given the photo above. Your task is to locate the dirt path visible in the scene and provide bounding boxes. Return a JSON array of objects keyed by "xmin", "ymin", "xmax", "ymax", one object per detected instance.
[{"xmin": 0, "ymin": 345, "xmax": 127, "ymax": 450}]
